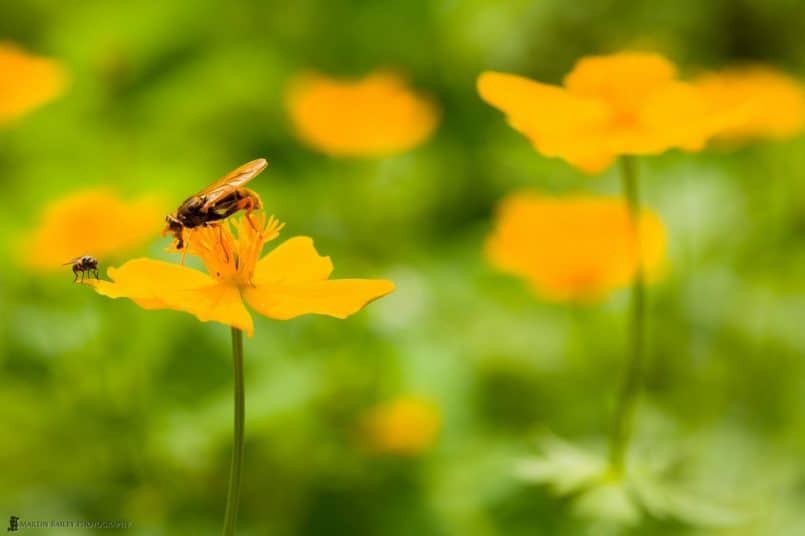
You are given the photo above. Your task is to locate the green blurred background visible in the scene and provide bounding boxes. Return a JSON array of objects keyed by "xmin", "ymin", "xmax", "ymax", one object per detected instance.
[{"xmin": 3, "ymin": 0, "xmax": 805, "ymax": 534}]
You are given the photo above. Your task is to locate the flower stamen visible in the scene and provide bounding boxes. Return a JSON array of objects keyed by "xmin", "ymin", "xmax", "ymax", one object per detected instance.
[{"xmin": 173, "ymin": 212, "xmax": 285, "ymax": 287}]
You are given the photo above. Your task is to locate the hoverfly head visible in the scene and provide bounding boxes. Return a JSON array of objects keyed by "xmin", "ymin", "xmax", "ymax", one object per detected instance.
[{"xmin": 163, "ymin": 215, "xmax": 183, "ymax": 238}]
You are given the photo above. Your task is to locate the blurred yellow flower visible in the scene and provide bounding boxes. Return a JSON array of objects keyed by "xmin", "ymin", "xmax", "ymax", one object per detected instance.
[
  {"xmin": 92, "ymin": 214, "xmax": 395, "ymax": 336},
  {"xmin": 695, "ymin": 65, "xmax": 805, "ymax": 143},
  {"xmin": 286, "ymin": 71, "xmax": 439, "ymax": 157},
  {"xmin": 363, "ymin": 396, "xmax": 441, "ymax": 455},
  {"xmin": 22, "ymin": 189, "xmax": 163, "ymax": 270},
  {"xmin": 478, "ymin": 52, "xmax": 736, "ymax": 173},
  {"xmin": 486, "ymin": 192, "xmax": 667, "ymax": 302},
  {"xmin": 0, "ymin": 42, "xmax": 67, "ymax": 124}
]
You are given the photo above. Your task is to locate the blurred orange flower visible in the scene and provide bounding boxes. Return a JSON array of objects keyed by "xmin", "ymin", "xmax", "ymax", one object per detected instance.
[
  {"xmin": 0, "ymin": 42, "xmax": 67, "ymax": 124},
  {"xmin": 478, "ymin": 52, "xmax": 737, "ymax": 173},
  {"xmin": 486, "ymin": 192, "xmax": 667, "ymax": 302},
  {"xmin": 363, "ymin": 396, "xmax": 441, "ymax": 455},
  {"xmin": 695, "ymin": 65, "xmax": 805, "ymax": 143},
  {"xmin": 91, "ymin": 214, "xmax": 395, "ymax": 336},
  {"xmin": 22, "ymin": 189, "xmax": 163, "ymax": 270},
  {"xmin": 286, "ymin": 71, "xmax": 439, "ymax": 157}
]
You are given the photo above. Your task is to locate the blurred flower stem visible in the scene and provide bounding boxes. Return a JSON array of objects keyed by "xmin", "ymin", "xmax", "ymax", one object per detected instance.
[
  {"xmin": 223, "ymin": 327, "xmax": 245, "ymax": 535},
  {"xmin": 608, "ymin": 155, "xmax": 646, "ymax": 476}
]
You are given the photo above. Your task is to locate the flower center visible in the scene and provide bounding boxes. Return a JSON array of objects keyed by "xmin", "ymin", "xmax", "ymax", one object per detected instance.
[{"xmin": 178, "ymin": 213, "xmax": 284, "ymax": 287}]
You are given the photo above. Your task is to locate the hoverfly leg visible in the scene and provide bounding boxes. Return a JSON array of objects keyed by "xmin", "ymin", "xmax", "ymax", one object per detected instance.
[
  {"xmin": 73, "ymin": 270, "xmax": 78, "ymax": 283},
  {"xmin": 179, "ymin": 231, "xmax": 192, "ymax": 266},
  {"xmin": 240, "ymin": 197, "xmax": 260, "ymax": 234},
  {"xmin": 94, "ymin": 269, "xmax": 100, "ymax": 280},
  {"xmin": 245, "ymin": 211, "xmax": 258, "ymax": 232}
]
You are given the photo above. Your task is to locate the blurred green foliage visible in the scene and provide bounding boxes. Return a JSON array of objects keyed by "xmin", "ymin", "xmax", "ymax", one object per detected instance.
[{"xmin": 3, "ymin": 0, "xmax": 805, "ymax": 534}]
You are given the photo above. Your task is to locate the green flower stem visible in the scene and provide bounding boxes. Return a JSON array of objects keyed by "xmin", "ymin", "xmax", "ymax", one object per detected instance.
[
  {"xmin": 223, "ymin": 327, "xmax": 245, "ymax": 535},
  {"xmin": 608, "ymin": 155, "xmax": 646, "ymax": 476}
]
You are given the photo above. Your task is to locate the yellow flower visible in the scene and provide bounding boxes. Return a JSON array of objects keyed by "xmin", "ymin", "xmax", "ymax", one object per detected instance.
[
  {"xmin": 91, "ymin": 214, "xmax": 395, "ymax": 336},
  {"xmin": 478, "ymin": 52, "xmax": 736, "ymax": 173},
  {"xmin": 0, "ymin": 42, "xmax": 67, "ymax": 124},
  {"xmin": 22, "ymin": 189, "xmax": 164, "ymax": 270},
  {"xmin": 362, "ymin": 396, "xmax": 441, "ymax": 455},
  {"xmin": 286, "ymin": 71, "xmax": 439, "ymax": 157},
  {"xmin": 486, "ymin": 192, "xmax": 667, "ymax": 302},
  {"xmin": 695, "ymin": 65, "xmax": 805, "ymax": 142}
]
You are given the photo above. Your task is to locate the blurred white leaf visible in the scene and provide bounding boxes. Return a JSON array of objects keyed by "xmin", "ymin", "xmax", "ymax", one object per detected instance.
[
  {"xmin": 632, "ymin": 470, "xmax": 745, "ymax": 528},
  {"xmin": 573, "ymin": 480, "xmax": 641, "ymax": 526},
  {"xmin": 514, "ymin": 434, "xmax": 606, "ymax": 494},
  {"xmin": 515, "ymin": 432, "xmax": 746, "ymax": 529}
]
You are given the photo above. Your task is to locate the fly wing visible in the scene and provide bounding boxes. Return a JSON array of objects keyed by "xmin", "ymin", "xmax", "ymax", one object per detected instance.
[
  {"xmin": 196, "ymin": 158, "xmax": 267, "ymax": 208},
  {"xmin": 62, "ymin": 256, "xmax": 84, "ymax": 266}
]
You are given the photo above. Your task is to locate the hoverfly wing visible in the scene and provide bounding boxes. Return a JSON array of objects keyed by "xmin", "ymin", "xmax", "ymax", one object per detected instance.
[
  {"xmin": 62, "ymin": 256, "xmax": 85, "ymax": 266},
  {"xmin": 197, "ymin": 158, "xmax": 267, "ymax": 209}
]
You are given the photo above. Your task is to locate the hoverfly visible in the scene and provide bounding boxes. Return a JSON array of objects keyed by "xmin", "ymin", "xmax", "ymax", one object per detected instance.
[
  {"xmin": 163, "ymin": 158, "xmax": 267, "ymax": 250},
  {"xmin": 64, "ymin": 255, "xmax": 99, "ymax": 282}
]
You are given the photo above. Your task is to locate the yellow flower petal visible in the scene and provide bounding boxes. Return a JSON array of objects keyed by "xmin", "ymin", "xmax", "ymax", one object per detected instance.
[
  {"xmin": 93, "ymin": 258, "xmax": 255, "ymax": 335},
  {"xmin": 564, "ymin": 52, "xmax": 677, "ymax": 112},
  {"xmin": 639, "ymin": 81, "xmax": 746, "ymax": 153},
  {"xmin": 90, "ymin": 213, "xmax": 393, "ymax": 334},
  {"xmin": 286, "ymin": 71, "xmax": 439, "ymax": 156},
  {"xmin": 478, "ymin": 71, "xmax": 616, "ymax": 172},
  {"xmin": 0, "ymin": 42, "xmax": 67, "ymax": 123},
  {"xmin": 479, "ymin": 51, "xmax": 732, "ymax": 173},
  {"xmin": 362, "ymin": 396, "xmax": 441, "ymax": 455},
  {"xmin": 696, "ymin": 65, "xmax": 805, "ymax": 142},
  {"xmin": 486, "ymin": 192, "xmax": 667, "ymax": 302},
  {"xmin": 22, "ymin": 189, "xmax": 165, "ymax": 270},
  {"xmin": 243, "ymin": 279, "xmax": 395, "ymax": 321},
  {"xmin": 478, "ymin": 71, "xmax": 610, "ymax": 137},
  {"xmin": 253, "ymin": 236, "xmax": 333, "ymax": 285}
]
